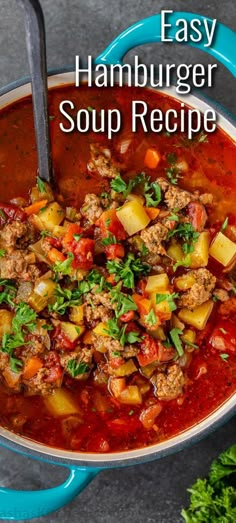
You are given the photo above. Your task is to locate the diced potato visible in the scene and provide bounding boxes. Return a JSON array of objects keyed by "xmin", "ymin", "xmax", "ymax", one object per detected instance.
[
  {"xmin": 126, "ymin": 193, "xmax": 145, "ymax": 206},
  {"xmin": 53, "ymin": 225, "xmax": 69, "ymax": 237},
  {"xmin": 29, "ymin": 239, "xmax": 51, "ymax": 264},
  {"xmin": 0, "ymin": 310, "xmax": 13, "ymax": 338},
  {"xmin": 113, "ymin": 359, "xmax": 137, "ymax": 377},
  {"xmin": 209, "ymin": 231, "xmax": 236, "ymax": 267},
  {"xmin": 145, "ymin": 273, "xmax": 169, "ymax": 293},
  {"xmin": 116, "ymin": 200, "xmax": 150, "ymax": 236},
  {"xmin": 30, "ymin": 182, "xmax": 54, "ymax": 203},
  {"xmin": 93, "ymin": 322, "xmax": 109, "ymax": 337},
  {"xmin": 178, "ymin": 300, "xmax": 214, "ymax": 330},
  {"xmin": 33, "ymin": 203, "xmax": 65, "ymax": 232},
  {"xmin": 34, "ymin": 279, "xmax": 56, "ymax": 298},
  {"xmin": 171, "ymin": 313, "xmax": 185, "ymax": 330},
  {"xmin": 181, "ymin": 329, "xmax": 196, "ymax": 345},
  {"xmin": 149, "ymin": 292, "xmax": 171, "ymax": 320},
  {"xmin": 149, "ymin": 326, "xmax": 166, "ymax": 341},
  {"xmin": 69, "ymin": 305, "xmax": 84, "ymax": 325},
  {"xmin": 167, "ymin": 242, "xmax": 184, "ymax": 262},
  {"xmin": 44, "ymin": 388, "xmax": 80, "ymax": 416},
  {"xmin": 175, "ymin": 273, "xmax": 196, "ymax": 291},
  {"xmin": 119, "ymin": 385, "xmax": 142, "ymax": 405},
  {"xmin": 190, "ymin": 231, "xmax": 209, "ymax": 269},
  {"xmin": 60, "ymin": 322, "xmax": 84, "ymax": 342},
  {"xmin": 109, "ymin": 377, "xmax": 126, "ymax": 398},
  {"xmin": 28, "ymin": 292, "xmax": 48, "ymax": 312},
  {"xmin": 140, "ymin": 363, "xmax": 157, "ymax": 378}
]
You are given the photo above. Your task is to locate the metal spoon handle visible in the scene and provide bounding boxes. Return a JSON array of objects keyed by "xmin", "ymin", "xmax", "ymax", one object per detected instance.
[{"xmin": 19, "ymin": 0, "xmax": 53, "ymax": 184}]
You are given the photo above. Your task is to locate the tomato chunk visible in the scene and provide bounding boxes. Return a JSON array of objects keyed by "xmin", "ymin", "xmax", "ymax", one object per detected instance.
[
  {"xmin": 210, "ymin": 320, "xmax": 236, "ymax": 353},
  {"xmin": 0, "ymin": 203, "xmax": 26, "ymax": 226},
  {"xmin": 72, "ymin": 238, "xmax": 95, "ymax": 270},
  {"xmin": 96, "ymin": 209, "xmax": 127, "ymax": 241},
  {"xmin": 188, "ymin": 201, "xmax": 207, "ymax": 232},
  {"xmin": 105, "ymin": 243, "xmax": 125, "ymax": 259}
]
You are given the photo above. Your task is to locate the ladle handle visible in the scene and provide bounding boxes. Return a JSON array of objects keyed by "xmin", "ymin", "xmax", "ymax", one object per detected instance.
[
  {"xmin": 19, "ymin": 0, "xmax": 53, "ymax": 183},
  {"xmin": 96, "ymin": 12, "xmax": 236, "ymax": 77}
]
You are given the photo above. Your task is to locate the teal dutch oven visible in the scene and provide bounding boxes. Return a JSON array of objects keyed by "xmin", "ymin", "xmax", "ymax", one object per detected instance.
[{"xmin": 0, "ymin": 11, "xmax": 235, "ymax": 520}]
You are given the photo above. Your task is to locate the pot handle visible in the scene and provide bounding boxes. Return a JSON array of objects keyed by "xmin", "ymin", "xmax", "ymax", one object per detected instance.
[
  {"xmin": 0, "ymin": 465, "xmax": 99, "ymax": 520},
  {"xmin": 96, "ymin": 11, "xmax": 236, "ymax": 76}
]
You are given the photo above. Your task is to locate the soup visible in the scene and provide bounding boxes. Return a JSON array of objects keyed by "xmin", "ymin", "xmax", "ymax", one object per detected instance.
[{"xmin": 0, "ymin": 85, "xmax": 235, "ymax": 453}]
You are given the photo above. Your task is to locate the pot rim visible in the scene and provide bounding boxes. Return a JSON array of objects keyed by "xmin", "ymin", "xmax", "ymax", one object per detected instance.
[{"xmin": 0, "ymin": 69, "xmax": 235, "ymax": 467}]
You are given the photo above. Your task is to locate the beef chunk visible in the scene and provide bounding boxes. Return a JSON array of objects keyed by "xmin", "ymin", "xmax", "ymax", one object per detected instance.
[
  {"xmin": 83, "ymin": 291, "xmax": 114, "ymax": 324},
  {"xmin": 151, "ymin": 364, "xmax": 185, "ymax": 400},
  {"xmin": 81, "ymin": 193, "xmax": 103, "ymax": 224},
  {"xmin": 24, "ymin": 368, "xmax": 56, "ymax": 395},
  {"xmin": 158, "ymin": 177, "xmax": 192, "ymax": 210},
  {"xmin": 0, "ymin": 221, "xmax": 29, "ymax": 250},
  {"xmin": 88, "ymin": 144, "xmax": 119, "ymax": 179},
  {"xmin": 140, "ymin": 222, "xmax": 168, "ymax": 255},
  {"xmin": 177, "ymin": 268, "xmax": 216, "ymax": 309},
  {"xmin": 0, "ymin": 250, "xmax": 40, "ymax": 281},
  {"xmin": 213, "ymin": 288, "xmax": 229, "ymax": 302},
  {"xmin": 60, "ymin": 347, "xmax": 93, "ymax": 380}
]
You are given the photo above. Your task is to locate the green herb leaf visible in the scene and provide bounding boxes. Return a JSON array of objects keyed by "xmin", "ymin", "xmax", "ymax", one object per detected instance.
[
  {"xmin": 169, "ymin": 328, "xmax": 184, "ymax": 356},
  {"xmin": 0, "ymin": 249, "xmax": 6, "ymax": 257},
  {"xmin": 10, "ymin": 356, "xmax": 23, "ymax": 373},
  {"xmin": 156, "ymin": 292, "xmax": 179, "ymax": 312},
  {"xmin": 0, "ymin": 209, "xmax": 6, "ymax": 221},
  {"xmin": 110, "ymin": 174, "xmax": 127, "ymax": 193},
  {"xmin": 107, "ymin": 253, "xmax": 150, "ymax": 289},
  {"xmin": 102, "ymin": 234, "xmax": 118, "ymax": 246},
  {"xmin": 221, "ymin": 217, "xmax": 229, "ymax": 231},
  {"xmin": 53, "ymin": 252, "xmax": 74, "ymax": 276},
  {"xmin": 73, "ymin": 234, "xmax": 82, "ymax": 242},
  {"xmin": 173, "ymin": 254, "xmax": 191, "ymax": 272},
  {"xmin": 220, "ymin": 353, "xmax": 229, "ymax": 361},
  {"xmin": 67, "ymin": 359, "xmax": 89, "ymax": 377},
  {"xmin": 36, "ymin": 176, "xmax": 46, "ymax": 193},
  {"xmin": 145, "ymin": 308, "xmax": 157, "ymax": 327}
]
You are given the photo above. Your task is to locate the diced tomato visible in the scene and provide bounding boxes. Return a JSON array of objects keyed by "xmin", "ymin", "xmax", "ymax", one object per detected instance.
[
  {"xmin": 48, "ymin": 248, "xmax": 66, "ymax": 264},
  {"xmin": 219, "ymin": 297, "xmax": 236, "ymax": 317},
  {"xmin": 139, "ymin": 403, "xmax": 162, "ymax": 429},
  {"xmin": 157, "ymin": 343, "xmax": 176, "ymax": 362},
  {"xmin": 105, "ymin": 243, "xmax": 125, "ymax": 259},
  {"xmin": 187, "ymin": 201, "xmax": 207, "ymax": 232},
  {"xmin": 0, "ymin": 203, "xmax": 26, "ymax": 226},
  {"xmin": 44, "ymin": 365, "xmax": 64, "ymax": 384},
  {"xmin": 62, "ymin": 223, "xmax": 83, "ymax": 250},
  {"xmin": 96, "ymin": 209, "xmax": 127, "ymax": 241},
  {"xmin": 209, "ymin": 320, "xmax": 236, "ymax": 353},
  {"xmin": 109, "ymin": 355, "xmax": 125, "ymax": 369},
  {"xmin": 137, "ymin": 334, "xmax": 160, "ymax": 366},
  {"xmin": 86, "ymin": 434, "xmax": 110, "ymax": 453},
  {"xmin": 133, "ymin": 294, "xmax": 151, "ymax": 317},
  {"xmin": 45, "ymin": 236, "xmax": 62, "ymax": 249},
  {"xmin": 107, "ymin": 416, "xmax": 142, "ymax": 435},
  {"xmin": 53, "ymin": 327, "xmax": 77, "ymax": 351},
  {"xmin": 120, "ymin": 310, "xmax": 135, "ymax": 323},
  {"xmin": 136, "ymin": 279, "xmax": 148, "ymax": 297},
  {"xmin": 72, "ymin": 238, "xmax": 95, "ymax": 270}
]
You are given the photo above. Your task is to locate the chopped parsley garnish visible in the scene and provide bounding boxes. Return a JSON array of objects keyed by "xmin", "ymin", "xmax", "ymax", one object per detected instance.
[
  {"xmin": 40, "ymin": 230, "xmax": 53, "ymax": 238},
  {"xmin": 168, "ymin": 222, "xmax": 199, "ymax": 257},
  {"xmin": 0, "ymin": 249, "xmax": 6, "ymax": 257},
  {"xmin": 110, "ymin": 286, "xmax": 137, "ymax": 318},
  {"xmin": 48, "ymin": 284, "xmax": 82, "ymax": 315},
  {"xmin": 102, "ymin": 234, "xmax": 118, "ymax": 246},
  {"xmin": 221, "ymin": 217, "xmax": 229, "ymax": 231},
  {"xmin": 105, "ymin": 318, "xmax": 142, "ymax": 346},
  {"xmin": 36, "ymin": 176, "xmax": 46, "ymax": 193},
  {"xmin": 53, "ymin": 252, "xmax": 74, "ymax": 276},
  {"xmin": 0, "ymin": 209, "xmax": 6, "ymax": 221},
  {"xmin": 165, "ymin": 153, "xmax": 182, "ymax": 185},
  {"xmin": 173, "ymin": 254, "xmax": 191, "ymax": 272},
  {"xmin": 219, "ymin": 327, "xmax": 227, "ymax": 335},
  {"xmin": 145, "ymin": 308, "xmax": 158, "ymax": 327},
  {"xmin": 167, "ymin": 211, "xmax": 179, "ymax": 222},
  {"xmin": 110, "ymin": 174, "xmax": 127, "ymax": 193},
  {"xmin": 156, "ymin": 292, "xmax": 179, "ymax": 312},
  {"xmin": 220, "ymin": 353, "xmax": 229, "ymax": 361},
  {"xmin": 197, "ymin": 131, "xmax": 208, "ymax": 143},
  {"xmin": 0, "ymin": 280, "xmax": 17, "ymax": 306},
  {"xmin": 169, "ymin": 328, "xmax": 184, "ymax": 356},
  {"xmin": 1, "ymin": 303, "xmax": 37, "ymax": 373},
  {"xmin": 107, "ymin": 253, "xmax": 150, "ymax": 289},
  {"xmin": 144, "ymin": 180, "xmax": 162, "ymax": 207},
  {"xmin": 73, "ymin": 233, "xmax": 82, "ymax": 242},
  {"xmin": 67, "ymin": 359, "xmax": 89, "ymax": 377}
]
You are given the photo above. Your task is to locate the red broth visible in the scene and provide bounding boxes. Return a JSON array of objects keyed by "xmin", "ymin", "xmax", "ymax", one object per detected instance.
[{"xmin": 0, "ymin": 85, "xmax": 235, "ymax": 453}]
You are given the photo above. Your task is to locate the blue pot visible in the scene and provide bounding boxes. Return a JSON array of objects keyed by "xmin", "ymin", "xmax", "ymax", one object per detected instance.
[{"xmin": 0, "ymin": 11, "xmax": 235, "ymax": 520}]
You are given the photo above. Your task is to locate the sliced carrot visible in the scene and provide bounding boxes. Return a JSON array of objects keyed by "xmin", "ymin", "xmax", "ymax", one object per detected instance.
[
  {"xmin": 48, "ymin": 248, "xmax": 66, "ymax": 264},
  {"xmin": 24, "ymin": 199, "xmax": 48, "ymax": 216},
  {"xmin": 23, "ymin": 357, "xmax": 43, "ymax": 380},
  {"xmin": 83, "ymin": 330, "xmax": 93, "ymax": 344},
  {"xmin": 144, "ymin": 148, "xmax": 161, "ymax": 169},
  {"xmin": 132, "ymin": 294, "xmax": 151, "ymax": 316},
  {"xmin": 145, "ymin": 207, "xmax": 160, "ymax": 220},
  {"xmin": 106, "ymin": 274, "xmax": 116, "ymax": 285},
  {"xmin": 62, "ymin": 223, "xmax": 82, "ymax": 250}
]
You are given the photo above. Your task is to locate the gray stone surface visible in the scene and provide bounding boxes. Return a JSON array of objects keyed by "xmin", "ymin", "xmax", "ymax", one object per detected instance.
[{"xmin": 0, "ymin": 0, "xmax": 235, "ymax": 522}]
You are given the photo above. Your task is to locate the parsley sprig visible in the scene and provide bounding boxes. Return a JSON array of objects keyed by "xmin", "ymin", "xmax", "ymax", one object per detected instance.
[
  {"xmin": 105, "ymin": 318, "xmax": 142, "ymax": 346},
  {"xmin": 110, "ymin": 284, "xmax": 137, "ymax": 318},
  {"xmin": 168, "ymin": 222, "xmax": 199, "ymax": 255},
  {"xmin": 0, "ymin": 279, "xmax": 17, "ymax": 306},
  {"xmin": 107, "ymin": 253, "xmax": 150, "ymax": 289},
  {"xmin": 1, "ymin": 303, "xmax": 37, "ymax": 372},
  {"xmin": 67, "ymin": 360, "xmax": 89, "ymax": 377}
]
